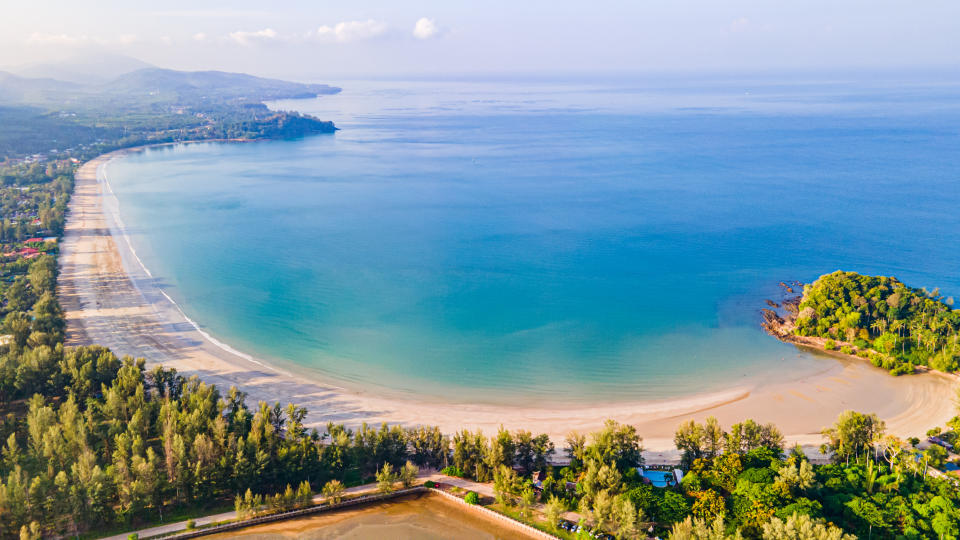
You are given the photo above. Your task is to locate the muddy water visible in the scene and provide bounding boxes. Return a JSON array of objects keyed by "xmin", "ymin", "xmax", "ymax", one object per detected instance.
[{"xmin": 204, "ymin": 492, "xmax": 535, "ymax": 539}]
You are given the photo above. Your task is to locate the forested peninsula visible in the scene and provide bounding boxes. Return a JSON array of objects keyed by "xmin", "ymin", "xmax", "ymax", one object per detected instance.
[
  {"xmin": 0, "ymin": 68, "xmax": 339, "ymax": 162},
  {"xmin": 764, "ymin": 271, "xmax": 960, "ymax": 376}
]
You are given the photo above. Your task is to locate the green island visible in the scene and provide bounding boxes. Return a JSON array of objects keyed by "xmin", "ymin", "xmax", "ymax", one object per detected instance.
[
  {"xmin": 0, "ymin": 73, "xmax": 958, "ymax": 540},
  {"xmin": 763, "ymin": 270, "xmax": 960, "ymax": 376}
]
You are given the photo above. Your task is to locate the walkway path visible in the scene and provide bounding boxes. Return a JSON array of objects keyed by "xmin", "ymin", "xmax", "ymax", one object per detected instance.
[{"xmin": 98, "ymin": 472, "xmax": 492, "ymax": 540}]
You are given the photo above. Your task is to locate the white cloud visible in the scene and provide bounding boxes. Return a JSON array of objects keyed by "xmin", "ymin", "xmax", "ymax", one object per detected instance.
[
  {"xmin": 412, "ymin": 18, "xmax": 439, "ymax": 40},
  {"xmin": 193, "ymin": 32, "xmax": 208, "ymax": 42},
  {"xmin": 730, "ymin": 17, "xmax": 750, "ymax": 33},
  {"xmin": 228, "ymin": 28, "xmax": 279, "ymax": 46},
  {"xmin": 314, "ymin": 19, "xmax": 387, "ymax": 43}
]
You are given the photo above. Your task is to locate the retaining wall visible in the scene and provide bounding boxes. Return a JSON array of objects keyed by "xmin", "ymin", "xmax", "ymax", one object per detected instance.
[{"xmin": 150, "ymin": 486, "xmax": 559, "ymax": 540}]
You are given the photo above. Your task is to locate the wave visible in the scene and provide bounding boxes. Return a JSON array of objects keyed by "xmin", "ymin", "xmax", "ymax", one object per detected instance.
[{"xmin": 98, "ymin": 155, "xmax": 289, "ymax": 376}]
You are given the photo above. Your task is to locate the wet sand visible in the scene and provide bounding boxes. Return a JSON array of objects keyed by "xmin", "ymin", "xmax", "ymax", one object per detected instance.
[{"xmin": 58, "ymin": 148, "xmax": 959, "ymax": 455}]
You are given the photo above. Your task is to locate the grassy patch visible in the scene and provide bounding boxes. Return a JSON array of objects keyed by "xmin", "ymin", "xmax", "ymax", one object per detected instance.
[{"xmin": 486, "ymin": 502, "xmax": 573, "ymax": 539}]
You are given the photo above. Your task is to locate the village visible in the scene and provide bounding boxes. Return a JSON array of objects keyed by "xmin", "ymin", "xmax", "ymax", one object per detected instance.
[{"xmin": 0, "ymin": 159, "xmax": 72, "ymax": 295}]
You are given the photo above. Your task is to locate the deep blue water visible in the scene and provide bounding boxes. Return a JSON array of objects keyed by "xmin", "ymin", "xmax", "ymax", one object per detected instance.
[{"xmin": 104, "ymin": 78, "xmax": 960, "ymax": 404}]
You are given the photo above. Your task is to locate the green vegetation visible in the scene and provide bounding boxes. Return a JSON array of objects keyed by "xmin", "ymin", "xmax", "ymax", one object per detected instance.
[
  {"xmin": 0, "ymin": 68, "xmax": 339, "ymax": 161},
  {"xmin": 440, "ymin": 465, "xmax": 465, "ymax": 478},
  {"xmin": 451, "ymin": 425, "xmax": 555, "ymax": 482},
  {"xmin": 464, "ymin": 491, "xmax": 479, "ymax": 505},
  {"xmin": 451, "ymin": 413, "xmax": 960, "ymax": 539},
  {"xmin": 321, "ymin": 479, "xmax": 345, "ymax": 504},
  {"xmin": 794, "ymin": 271, "xmax": 960, "ymax": 375},
  {"xmin": 663, "ymin": 415, "xmax": 960, "ymax": 539},
  {"xmin": 234, "ymin": 481, "xmax": 312, "ymax": 519},
  {"xmin": 0, "ymin": 97, "xmax": 958, "ymax": 538}
]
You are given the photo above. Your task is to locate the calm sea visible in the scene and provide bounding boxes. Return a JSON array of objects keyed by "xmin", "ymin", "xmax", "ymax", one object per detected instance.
[{"xmin": 104, "ymin": 76, "xmax": 960, "ymax": 404}]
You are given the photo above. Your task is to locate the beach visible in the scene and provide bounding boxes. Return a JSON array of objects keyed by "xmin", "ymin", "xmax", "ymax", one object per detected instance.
[{"xmin": 58, "ymin": 148, "xmax": 959, "ymax": 456}]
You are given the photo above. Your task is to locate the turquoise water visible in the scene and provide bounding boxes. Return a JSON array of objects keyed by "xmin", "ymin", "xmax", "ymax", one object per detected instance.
[{"xmin": 104, "ymin": 78, "xmax": 960, "ymax": 404}]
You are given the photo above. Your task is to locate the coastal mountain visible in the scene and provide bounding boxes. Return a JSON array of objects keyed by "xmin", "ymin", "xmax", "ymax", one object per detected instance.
[
  {"xmin": 10, "ymin": 52, "xmax": 154, "ymax": 84},
  {"xmin": 0, "ymin": 67, "xmax": 340, "ymax": 159},
  {"xmin": 106, "ymin": 68, "xmax": 341, "ymax": 103},
  {"xmin": 0, "ymin": 67, "xmax": 340, "ymax": 109},
  {"xmin": 0, "ymin": 71, "xmax": 80, "ymax": 103}
]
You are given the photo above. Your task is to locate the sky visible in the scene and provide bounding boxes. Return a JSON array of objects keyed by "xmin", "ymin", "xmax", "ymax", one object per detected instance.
[{"xmin": 2, "ymin": 0, "xmax": 959, "ymax": 82}]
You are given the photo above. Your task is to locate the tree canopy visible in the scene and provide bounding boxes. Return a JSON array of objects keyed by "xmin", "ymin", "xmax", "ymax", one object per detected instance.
[{"xmin": 794, "ymin": 271, "xmax": 960, "ymax": 375}]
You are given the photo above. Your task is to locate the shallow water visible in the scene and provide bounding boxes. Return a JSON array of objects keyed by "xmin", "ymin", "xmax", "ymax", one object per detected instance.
[
  {"xmin": 203, "ymin": 493, "xmax": 531, "ymax": 540},
  {"xmin": 104, "ymin": 77, "xmax": 960, "ymax": 404}
]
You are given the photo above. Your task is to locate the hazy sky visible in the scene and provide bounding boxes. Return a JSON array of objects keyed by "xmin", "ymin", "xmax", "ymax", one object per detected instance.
[{"xmin": 2, "ymin": 0, "xmax": 959, "ymax": 81}]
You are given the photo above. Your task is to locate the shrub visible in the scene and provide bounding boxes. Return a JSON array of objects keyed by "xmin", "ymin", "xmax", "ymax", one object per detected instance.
[
  {"xmin": 400, "ymin": 460, "xmax": 419, "ymax": 488},
  {"xmin": 930, "ymin": 351, "xmax": 960, "ymax": 372},
  {"xmin": 186, "ymin": 520, "xmax": 196, "ymax": 530},
  {"xmin": 824, "ymin": 339, "xmax": 836, "ymax": 351},
  {"xmin": 128, "ymin": 535, "xmax": 139, "ymax": 540},
  {"xmin": 376, "ymin": 463, "xmax": 398, "ymax": 494},
  {"xmin": 840, "ymin": 345, "xmax": 853, "ymax": 355},
  {"xmin": 464, "ymin": 491, "xmax": 480, "ymax": 505},
  {"xmin": 441, "ymin": 465, "xmax": 465, "ymax": 478},
  {"xmin": 889, "ymin": 363, "xmax": 914, "ymax": 376}
]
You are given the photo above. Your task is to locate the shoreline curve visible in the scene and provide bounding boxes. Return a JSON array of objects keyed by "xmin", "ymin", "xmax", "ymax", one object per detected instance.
[{"xmin": 57, "ymin": 144, "xmax": 958, "ymax": 456}]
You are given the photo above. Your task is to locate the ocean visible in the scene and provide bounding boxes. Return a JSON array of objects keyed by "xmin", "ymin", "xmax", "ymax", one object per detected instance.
[{"xmin": 102, "ymin": 76, "xmax": 960, "ymax": 405}]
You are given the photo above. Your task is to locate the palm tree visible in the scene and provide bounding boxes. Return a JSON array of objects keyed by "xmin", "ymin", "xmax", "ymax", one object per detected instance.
[
  {"xmin": 865, "ymin": 459, "xmax": 877, "ymax": 494},
  {"xmin": 911, "ymin": 321, "xmax": 924, "ymax": 348},
  {"xmin": 890, "ymin": 319, "xmax": 904, "ymax": 337},
  {"xmin": 890, "ymin": 320, "xmax": 906, "ymax": 354}
]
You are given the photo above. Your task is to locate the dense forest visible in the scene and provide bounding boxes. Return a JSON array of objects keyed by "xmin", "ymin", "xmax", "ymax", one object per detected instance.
[
  {"xmin": 665, "ymin": 415, "xmax": 959, "ymax": 539},
  {"xmin": 0, "ymin": 107, "xmax": 119, "ymax": 160},
  {"xmin": 793, "ymin": 271, "xmax": 960, "ymax": 375}
]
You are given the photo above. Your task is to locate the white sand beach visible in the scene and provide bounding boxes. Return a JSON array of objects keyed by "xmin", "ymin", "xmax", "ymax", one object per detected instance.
[{"xmin": 58, "ymin": 148, "xmax": 959, "ymax": 456}]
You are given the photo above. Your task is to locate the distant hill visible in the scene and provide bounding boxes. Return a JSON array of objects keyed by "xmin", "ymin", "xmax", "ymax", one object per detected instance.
[
  {"xmin": 0, "ymin": 71, "xmax": 80, "ymax": 103},
  {"xmin": 0, "ymin": 66, "xmax": 339, "ymax": 159},
  {"xmin": 105, "ymin": 68, "xmax": 341, "ymax": 103},
  {"xmin": 12, "ymin": 53, "xmax": 154, "ymax": 84},
  {"xmin": 0, "ymin": 67, "xmax": 340, "ymax": 110}
]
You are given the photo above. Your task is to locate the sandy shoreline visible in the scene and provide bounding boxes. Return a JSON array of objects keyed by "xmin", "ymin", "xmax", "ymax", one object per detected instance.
[{"xmin": 57, "ymin": 146, "xmax": 958, "ymax": 457}]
